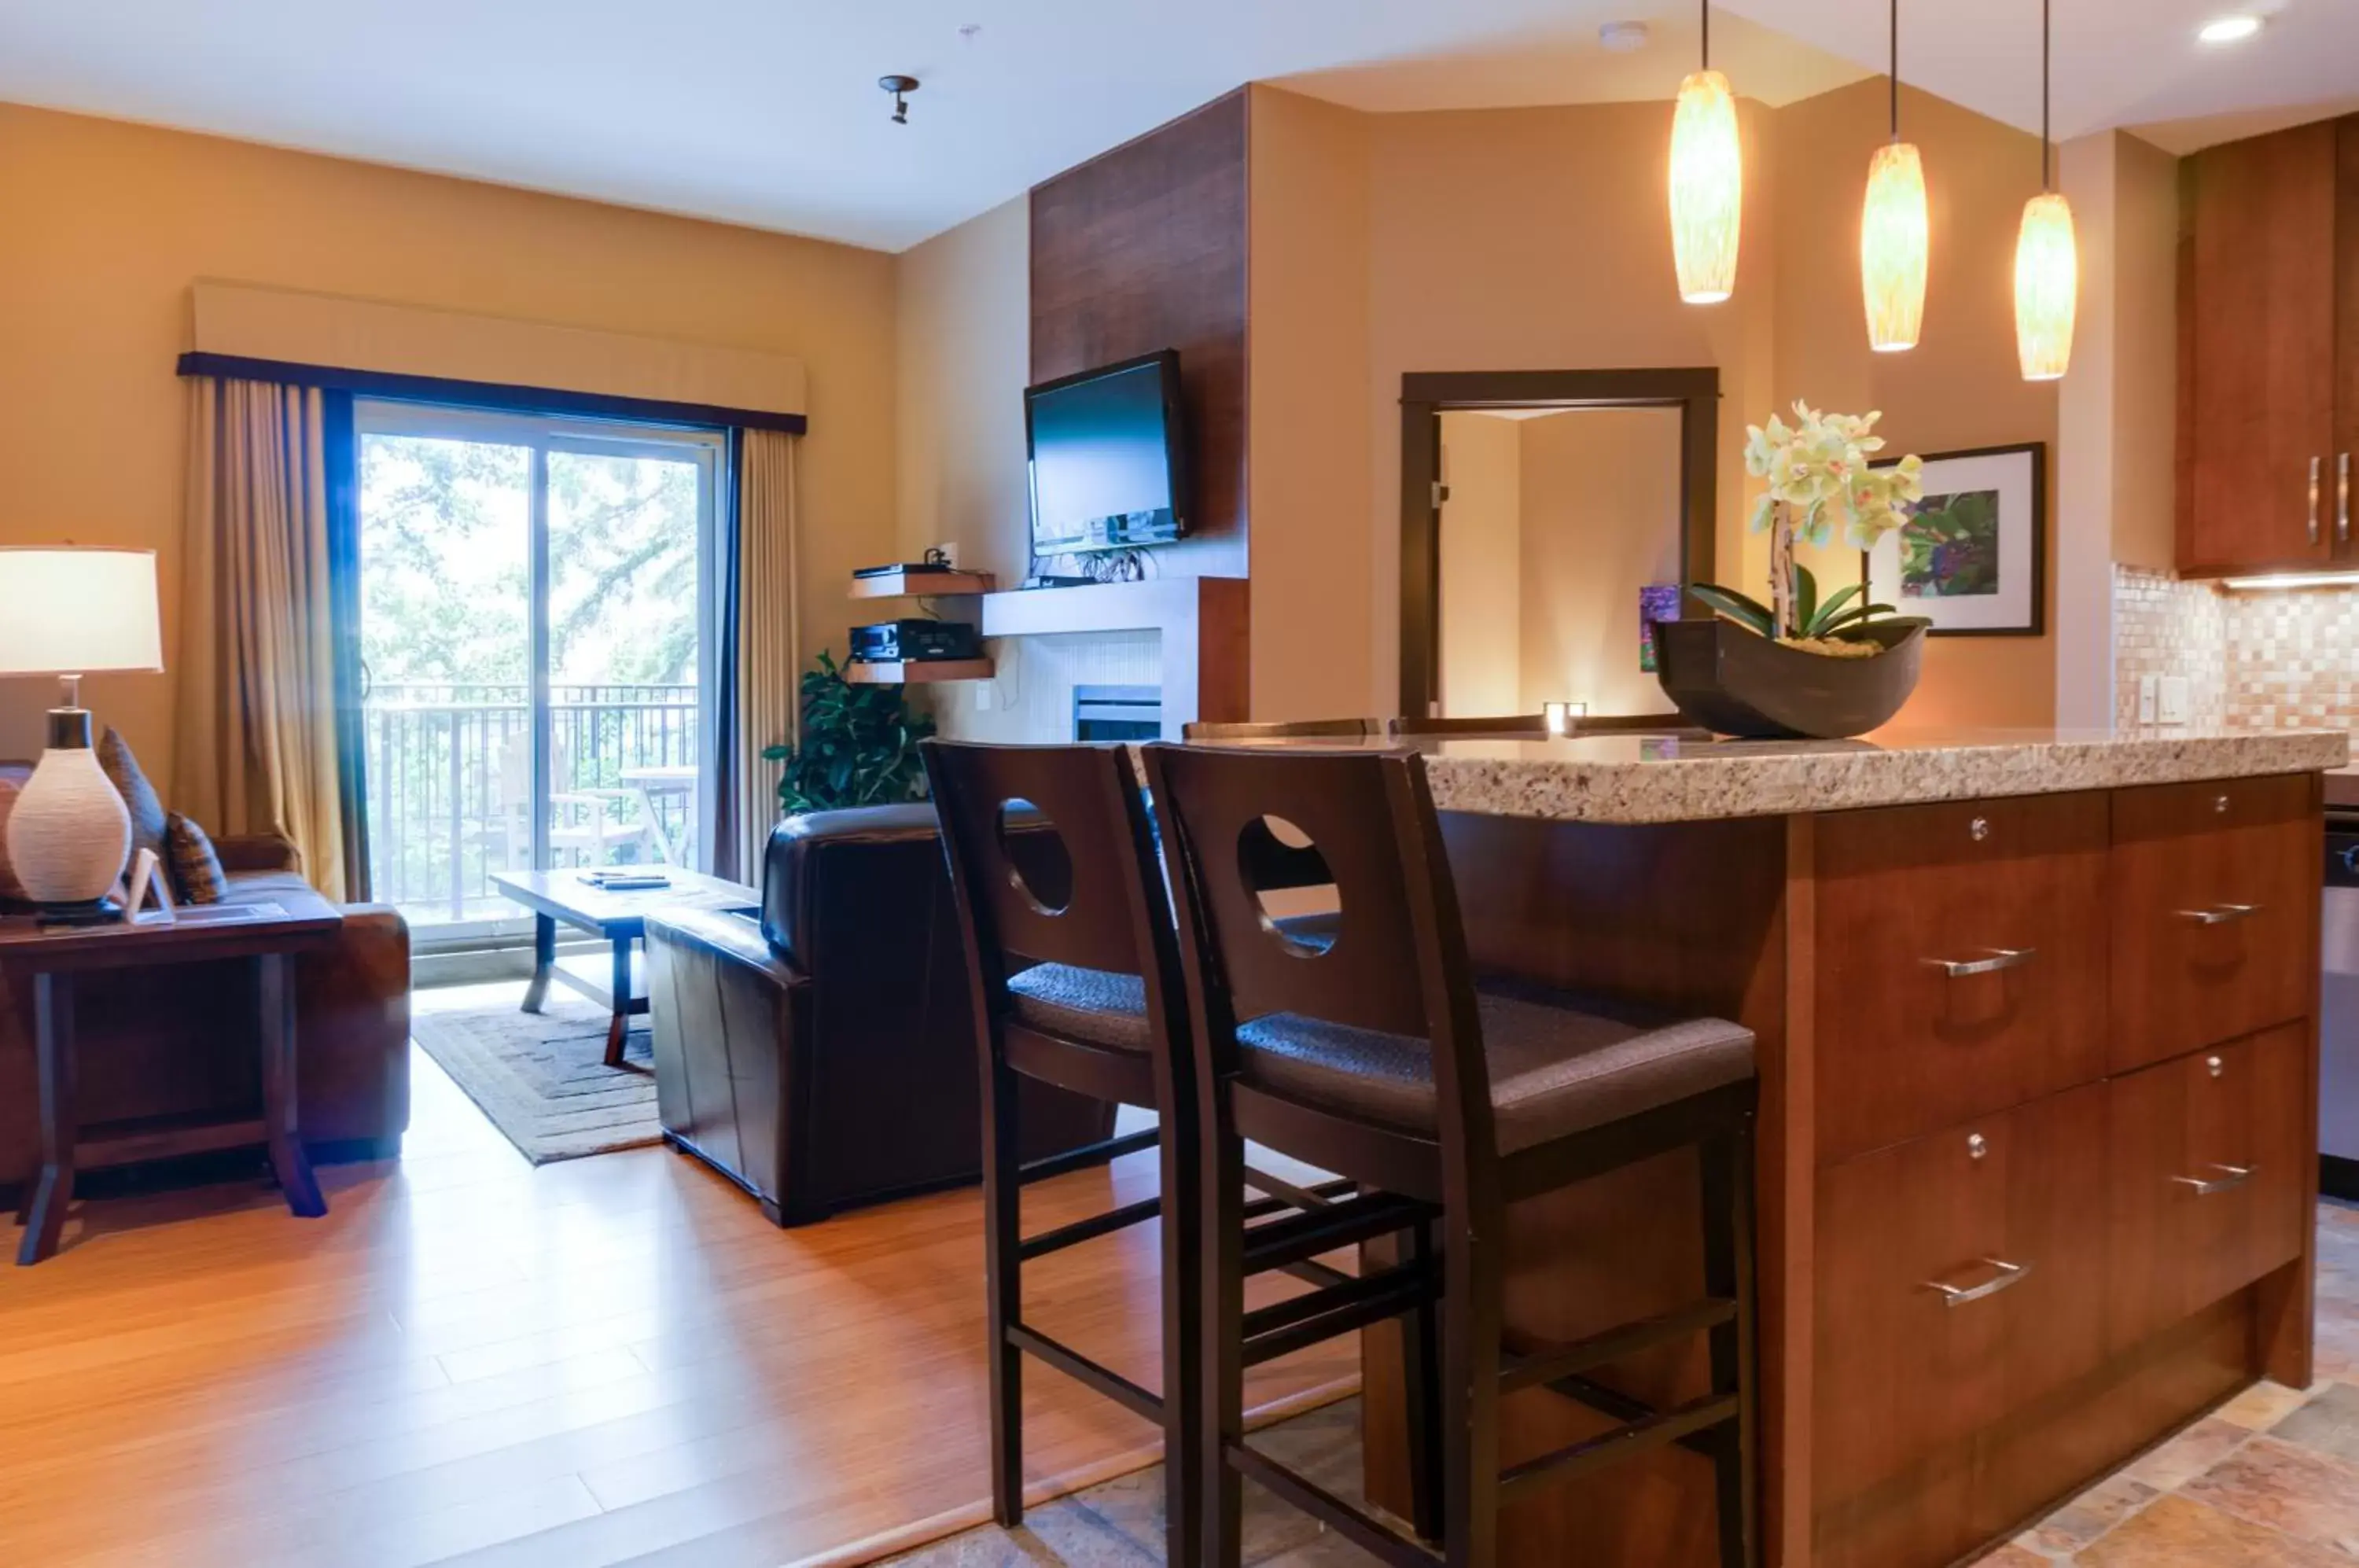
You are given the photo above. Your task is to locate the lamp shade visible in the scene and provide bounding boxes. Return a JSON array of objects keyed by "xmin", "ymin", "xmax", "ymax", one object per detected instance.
[
  {"xmin": 1860, "ymin": 141, "xmax": 1929, "ymax": 352},
  {"xmin": 1669, "ymin": 68, "xmax": 1743, "ymax": 304},
  {"xmin": 2014, "ymin": 190, "xmax": 2078, "ymax": 381},
  {"xmin": 0, "ymin": 548, "xmax": 164, "ymax": 677}
]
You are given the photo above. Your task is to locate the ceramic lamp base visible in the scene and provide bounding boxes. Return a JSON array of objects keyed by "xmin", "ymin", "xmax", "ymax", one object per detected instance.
[
  {"xmin": 3, "ymin": 709, "xmax": 133, "ymax": 907},
  {"xmin": 33, "ymin": 895, "xmax": 126, "ymax": 926}
]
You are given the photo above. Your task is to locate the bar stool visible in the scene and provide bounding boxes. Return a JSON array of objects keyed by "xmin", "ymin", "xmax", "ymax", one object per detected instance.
[
  {"xmin": 1143, "ymin": 742, "xmax": 1761, "ymax": 1568},
  {"xmin": 924, "ymin": 738, "xmax": 1231, "ymax": 1566}
]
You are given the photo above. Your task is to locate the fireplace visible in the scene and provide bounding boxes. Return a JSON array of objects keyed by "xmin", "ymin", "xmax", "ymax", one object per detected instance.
[{"xmin": 1072, "ymin": 684, "xmax": 1164, "ymax": 742}]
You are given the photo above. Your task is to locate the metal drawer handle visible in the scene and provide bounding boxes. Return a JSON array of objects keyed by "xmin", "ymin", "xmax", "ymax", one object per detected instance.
[
  {"xmin": 2341, "ymin": 452, "xmax": 2352, "ymax": 545},
  {"xmin": 1924, "ymin": 946, "xmax": 2037, "ymax": 977},
  {"xmin": 2177, "ymin": 903, "xmax": 2262, "ymax": 926},
  {"xmin": 2310, "ymin": 456, "xmax": 2323, "ymax": 544},
  {"xmin": 1924, "ymin": 1257, "xmax": 2032, "ymax": 1308},
  {"xmin": 2173, "ymin": 1163, "xmax": 2256, "ymax": 1197}
]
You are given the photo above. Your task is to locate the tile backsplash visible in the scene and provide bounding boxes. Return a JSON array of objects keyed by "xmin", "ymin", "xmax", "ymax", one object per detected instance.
[{"xmin": 2114, "ymin": 565, "xmax": 2358, "ymax": 734}]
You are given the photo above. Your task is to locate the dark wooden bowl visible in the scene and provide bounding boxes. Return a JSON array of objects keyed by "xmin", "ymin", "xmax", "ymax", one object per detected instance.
[{"xmin": 1652, "ymin": 617, "xmax": 1929, "ymax": 739}]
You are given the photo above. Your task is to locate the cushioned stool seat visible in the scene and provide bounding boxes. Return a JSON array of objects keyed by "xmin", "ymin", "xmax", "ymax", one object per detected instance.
[
  {"xmin": 1235, "ymin": 981, "xmax": 1754, "ymax": 1154},
  {"xmin": 1006, "ymin": 963, "xmax": 1151, "ymax": 1051}
]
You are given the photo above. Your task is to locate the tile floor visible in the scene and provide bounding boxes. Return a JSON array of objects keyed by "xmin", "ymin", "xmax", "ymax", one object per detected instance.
[{"xmin": 889, "ymin": 1201, "xmax": 2359, "ymax": 1566}]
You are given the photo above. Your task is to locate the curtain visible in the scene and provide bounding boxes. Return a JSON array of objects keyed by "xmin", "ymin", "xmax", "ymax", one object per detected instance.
[
  {"xmin": 174, "ymin": 377, "xmax": 355, "ymax": 900},
  {"xmin": 722, "ymin": 421, "xmax": 807, "ymax": 882},
  {"xmin": 727, "ymin": 428, "xmax": 801, "ymax": 882}
]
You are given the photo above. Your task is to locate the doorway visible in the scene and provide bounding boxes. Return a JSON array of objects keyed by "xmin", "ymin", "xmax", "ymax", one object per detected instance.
[
  {"xmin": 1399, "ymin": 369, "xmax": 1719, "ymax": 720},
  {"xmin": 353, "ymin": 400, "xmax": 724, "ymax": 937}
]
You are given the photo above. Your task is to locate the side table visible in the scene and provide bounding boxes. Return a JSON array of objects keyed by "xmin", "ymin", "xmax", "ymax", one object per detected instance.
[{"xmin": 1, "ymin": 899, "xmax": 344, "ymax": 1264}]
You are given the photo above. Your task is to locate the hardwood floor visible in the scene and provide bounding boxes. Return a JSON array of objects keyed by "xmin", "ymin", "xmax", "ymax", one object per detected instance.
[{"xmin": 0, "ymin": 1037, "xmax": 1356, "ymax": 1568}]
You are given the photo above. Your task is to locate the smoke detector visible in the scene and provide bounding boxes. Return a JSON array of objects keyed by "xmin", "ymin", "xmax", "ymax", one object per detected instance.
[{"xmin": 1598, "ymin": 20, "xmax": 1651, "ymax": 53}]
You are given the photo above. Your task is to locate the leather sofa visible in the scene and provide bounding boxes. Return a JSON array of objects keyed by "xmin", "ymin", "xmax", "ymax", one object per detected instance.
[
  {"xmin": 0, "ymin": 764, "xmax": 412, "ymax": 1202},
  {"xmin": 645, "ymin": 804, "xmax": 1117, "ymax": 1227}
]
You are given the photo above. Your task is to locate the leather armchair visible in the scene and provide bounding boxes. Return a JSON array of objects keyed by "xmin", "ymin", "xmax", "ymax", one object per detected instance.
[
  {"xmin": 0, "ymin": 765, "xmax": 412, "ymax": 1198},
  {"xmin": 645, "ymin": 804, "xmax": 1117, "ymax": 1227}
]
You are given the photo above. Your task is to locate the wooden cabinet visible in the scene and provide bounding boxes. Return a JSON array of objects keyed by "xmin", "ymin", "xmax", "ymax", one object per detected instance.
[
  {"xmin": 2107, "ymin": 1025, "xmax": 2310, "ymax": 1352},
  {"xmin": 1815, "ymin": 793, "xmax": 2108, "ymax": 1163},
  {"xmin": 2110, "ymin": 775, "xmax": 2315, "ymax": 1073},
  {"xmin": 1814, "ymin": 1084, "xmax": 2111, "ymax": 1566},
  {"xmin": 2179, "ymin": 117, "xmax": 2344, "ymax": 574}
]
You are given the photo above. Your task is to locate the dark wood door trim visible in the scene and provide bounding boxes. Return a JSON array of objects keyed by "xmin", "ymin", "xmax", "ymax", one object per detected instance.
[{"xmin": 1398, "ymin": 367, "xmax": 1720, "ymax": 720}]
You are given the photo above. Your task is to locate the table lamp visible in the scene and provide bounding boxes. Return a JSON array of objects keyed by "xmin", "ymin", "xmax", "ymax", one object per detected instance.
[{"xmin": 0, "ymin": 547, "xmax": 164, "ymax": 920}]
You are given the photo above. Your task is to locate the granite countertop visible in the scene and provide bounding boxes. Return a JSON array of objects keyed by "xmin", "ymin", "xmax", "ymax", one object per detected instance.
[{"xmin": 1230, "ymin": 727, "xmax": 2352, "ymax": 826}]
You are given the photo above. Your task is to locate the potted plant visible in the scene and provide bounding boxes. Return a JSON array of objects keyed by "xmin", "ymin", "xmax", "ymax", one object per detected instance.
[
  {"xmin": 761, "ymin": 650, "xmax": 937, "ymax": 814},
  {"xmin": 1654, "ymin": 403, "xmax": 1934, "ymax": 739}
]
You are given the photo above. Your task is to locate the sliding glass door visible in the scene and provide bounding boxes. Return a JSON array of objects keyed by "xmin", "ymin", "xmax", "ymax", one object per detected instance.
[{"xmin": 354, "ymin": 400, "xmax": 723, "ymax": 937}]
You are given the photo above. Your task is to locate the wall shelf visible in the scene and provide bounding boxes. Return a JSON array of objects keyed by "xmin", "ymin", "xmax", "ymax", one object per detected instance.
[
  {"xmin": 843, "ymin": 658, "xmax": 995, "ymax": 686},
  {"xmin": 848, "ymin": 569, "xmax": 996, "ymax": 600}
]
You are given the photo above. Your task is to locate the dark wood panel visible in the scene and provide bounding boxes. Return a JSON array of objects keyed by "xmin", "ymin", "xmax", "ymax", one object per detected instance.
[
  {"xmin": 2108, "ymin": 775, "xmax": 2316, "ymax": 1073},
  {"xmin": 1813, "ymin": 793, "xmax": 2109, "ymax": 1164},
  {"xmin": 1030, "ymin": 90, "xmax": 1247, "ymax": 569},
  {"xmin": 2179, "ymin": 119, "xmax": 2338, "ymax": 573}
]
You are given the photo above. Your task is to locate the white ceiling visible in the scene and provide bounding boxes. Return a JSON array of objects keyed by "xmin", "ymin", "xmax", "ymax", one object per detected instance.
[{"xmin": 0, "ymin": 0, "xmax": 2347, "ymax": 252}]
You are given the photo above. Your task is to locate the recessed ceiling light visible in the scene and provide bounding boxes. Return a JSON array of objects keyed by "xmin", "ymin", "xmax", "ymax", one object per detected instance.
[
  {"xmin": 2196, "ymin": 14, "xmax": 2264, "ymax": 44},
  {"xmin": 1599, "ymin": 20, "xmax": 1651, "ymax": 53}
]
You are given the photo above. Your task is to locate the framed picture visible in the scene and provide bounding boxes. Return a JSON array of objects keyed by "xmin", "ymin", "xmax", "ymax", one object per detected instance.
[{"xmin": 1867, "ymin": 443, "xmax": 2045, "ymax": 636}]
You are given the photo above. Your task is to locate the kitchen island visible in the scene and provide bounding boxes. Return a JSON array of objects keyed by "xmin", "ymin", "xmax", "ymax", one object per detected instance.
[{"xmin": 1330, "ymin": 727, "xmax": 2350, "ymax": 1568}]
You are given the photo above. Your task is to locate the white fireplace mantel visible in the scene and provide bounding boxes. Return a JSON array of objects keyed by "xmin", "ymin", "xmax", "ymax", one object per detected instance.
[{"xmin": 979, "ymin": 577, "xmax": 1248, "ymax": 739}]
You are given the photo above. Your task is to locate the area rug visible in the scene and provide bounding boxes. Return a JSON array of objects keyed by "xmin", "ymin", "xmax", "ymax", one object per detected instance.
[{"xmin": 410, "ymin": 996, "xmax": 661, "ymax": 1164}]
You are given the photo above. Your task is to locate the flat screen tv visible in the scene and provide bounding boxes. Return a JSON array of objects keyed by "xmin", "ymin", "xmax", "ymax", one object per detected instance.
[{"xmin": 1025, "ymin": 350, "xmax": 1189, "ymax": 557}]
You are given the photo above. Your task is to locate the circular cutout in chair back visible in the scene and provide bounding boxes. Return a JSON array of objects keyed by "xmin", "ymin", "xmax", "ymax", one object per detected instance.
[
  {"xmin": 997, "ymin": 797, "xmax": 1074, "ymax": 916},
  {"xmin": 1238, "ymin": 814, "xmax": 1340, "ymax": 958}
]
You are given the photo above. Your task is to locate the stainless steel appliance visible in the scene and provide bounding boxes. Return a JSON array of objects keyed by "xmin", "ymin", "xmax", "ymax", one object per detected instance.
[{"xmin": 2324, "ymin": 808, "xmax": 2359, "ymax": 1197}]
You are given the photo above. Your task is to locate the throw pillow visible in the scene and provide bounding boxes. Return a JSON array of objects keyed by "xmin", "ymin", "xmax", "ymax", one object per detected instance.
[
  {"xmin": 166, "ymin": 812, "xmax": 229, "ymax": 905},
  {"xmin": 98, "ymin": 727, "xmax": 169, "ymax": 868},
  {"xmin": 0, "ymin": 771, "xmax": 23, "ymax": 902}
]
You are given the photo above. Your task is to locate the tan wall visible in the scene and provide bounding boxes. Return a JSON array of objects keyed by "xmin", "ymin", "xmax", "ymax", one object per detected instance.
[
  {"xmin": 1436, "ymin": 413, "xmax": 1524, "ymax": 716},
  {"xmin": 1517, "ymin": 409, "xmax": 1684, "ymax": 716},
  {"xmin": 1361, "ymin": 97, "xmax": 1782, "ymax": 717},
  {"xmin": 1246, "ymin": 87, "xmax": 1375, "ymax": 721},
  {"xmin": 2110, "ymin": 134, "xmax": 2183, "ymax": 572},
  {"xmin": 895, "ymin": 194, "xmax": 1031, "ymax": 585},
  {"xmin": 1770, "ymin": 80, "xmax": 2060, "ymax": 728},
  {"xmin": 0, "ymin": 103, "xmax": 898, "ymax": 780}
]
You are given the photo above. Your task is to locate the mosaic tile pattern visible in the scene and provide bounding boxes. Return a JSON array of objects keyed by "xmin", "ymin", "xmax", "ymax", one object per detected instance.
[
  {"xmin": 2114, "ymin": 565, "xmax": 2359, "ymax": 736},
  {"xmin": 889, "ymin": 1204, "xmax": 2359, "ymax": 1567}
]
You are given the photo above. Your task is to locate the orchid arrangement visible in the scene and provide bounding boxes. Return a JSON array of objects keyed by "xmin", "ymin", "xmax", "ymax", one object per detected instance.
[
  {"xmin": 1691, "ymin": 403, "xmax": 1927, "ymax": 650},
  {"xmin": 1743, "ymin": 402, "xmax": 1923, "ymax": 550}
]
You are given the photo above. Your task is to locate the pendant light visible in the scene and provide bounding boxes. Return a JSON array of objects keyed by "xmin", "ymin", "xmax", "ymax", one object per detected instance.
[
  {"xmin": 1669, "ymin": 0, "xmax": 1743, "ymax": 304},
  {"xmin": 2014, "ymin": 0, "xmax": 2077, "ymax": 379},
  {"xmin": 1860, "ymin": 0, "xmax": 1928, "ymax": 352}
]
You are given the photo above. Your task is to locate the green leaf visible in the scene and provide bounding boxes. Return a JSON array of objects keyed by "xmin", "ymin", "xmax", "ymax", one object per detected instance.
[
  {"xmin": 1794, "ymin": 565, "xmax": 1819, "ymax": 635},
  {"xmin": 1687, "ymin": 583, "xmax": 1776, "ymax": 639},
  {"xmin": 1818, "ymin": 602, "xmax": 1897, "ymax": 636},
  {"xmin": 1803, "ymin": 582, "xmax": 1860, "ymax": 637}
]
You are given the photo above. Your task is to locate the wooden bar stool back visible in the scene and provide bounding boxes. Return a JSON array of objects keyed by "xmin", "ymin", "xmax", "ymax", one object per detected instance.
[
  {"xmin": 1143, "ymin": 741, "xmax": 1760, "ymax": 1568},
  {"xmin": 922, "ymin": 738, "xmax": 1205, "ymax": 1565}
]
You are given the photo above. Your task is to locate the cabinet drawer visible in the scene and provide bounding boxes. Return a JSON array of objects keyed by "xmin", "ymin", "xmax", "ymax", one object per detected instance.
[
  {"xmin": 2111, "ymin": 775, "xmax": 2314, "ymax": 1073},
  {"xmin": 2107, "ymin": 1023, "xmax": 2310, "ymax": 1353},
  {"xmin": 1815, "ymin": 793, "xmax": 2109, "ymax": 1162},
  {"xmin": 1815, "ymin": 1082, "xmax": 2111, "ymax": 1509}
]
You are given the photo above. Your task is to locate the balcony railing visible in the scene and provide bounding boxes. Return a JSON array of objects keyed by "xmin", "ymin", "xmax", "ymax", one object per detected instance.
[{"xmin": 362, "ymin": 682, "xmax": 700, "ymax": 926}]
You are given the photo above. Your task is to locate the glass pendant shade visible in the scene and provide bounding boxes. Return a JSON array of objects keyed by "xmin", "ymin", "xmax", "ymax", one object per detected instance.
[
  {"xmin": 1669, "ymin": 68, "xmax": 1743, "ymax": 304},
  {"xmin": 2013, "ymin": 190, "xmax": 2077, "ymax": 380},
  {"xmin": 1860, "ymin": 141, "xmax": 1929, "ymax": 352}
]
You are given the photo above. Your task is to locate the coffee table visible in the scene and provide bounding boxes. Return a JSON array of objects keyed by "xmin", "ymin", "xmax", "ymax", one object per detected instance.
[
  {"xmin": 492, "ymin": 867, "xmax": 760, "ymax": 1068},
  {"xmin": 0, "ymin": 899, "xmax": 343, "ymax": 1264}
]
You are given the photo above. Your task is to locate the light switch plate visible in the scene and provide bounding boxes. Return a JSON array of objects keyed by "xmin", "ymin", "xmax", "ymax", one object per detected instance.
[
  {"xmin": 2137, "ymin": 674, "xmax": 2158, "ymax": 725},
  {"xmin": 2158, "ymin": 675, "xmax": 2190, "ymax": 726}
]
